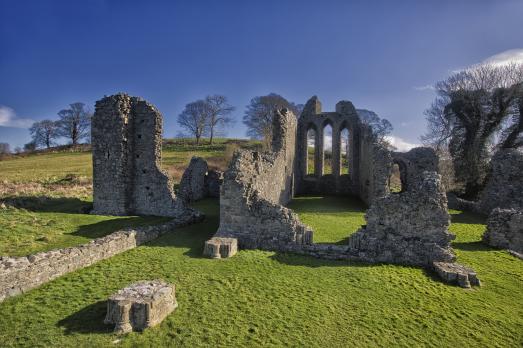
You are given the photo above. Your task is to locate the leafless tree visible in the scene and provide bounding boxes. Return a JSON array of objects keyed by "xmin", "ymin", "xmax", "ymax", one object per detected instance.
[
  {"xmin": 56, "ymin": 103, "xmax": 92, "ymax": 146},
  {"xmin": 243, "ymin": 93, "xmax": 301, "ymax": 148},
  {"xmin": 421, "ymin": 63, "xmax": 523, "ymax": 197},
  {"xmin": 205, "ymin": 95, "xmax": 235, "ymax": 144},
  {"xmin": 177, "ymin": 100, "xmax": 209, "ymax": 145},
  {"xmin": 30, "ymin": 119, "xmax": 59, "ymax": 149},
  {"xmin": 0, "ymin": 143, "xmax": 10, "ymax": 154}
]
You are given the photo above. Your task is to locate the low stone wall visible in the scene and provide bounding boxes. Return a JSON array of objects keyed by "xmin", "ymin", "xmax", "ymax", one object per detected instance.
[
  {"xmin": 483, "ymin": 208, "xmax": 523, "ymax": 253},
  {"xmin": 0, "ymin": 213, "xmax": 202, "ymax": 303}
]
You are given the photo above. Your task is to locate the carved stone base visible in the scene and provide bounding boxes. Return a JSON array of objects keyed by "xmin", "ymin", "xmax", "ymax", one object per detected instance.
[
  {"xmin": 104, "ymin": 280, "xmax": 177, "ymax": 333},
  {"xmin": 203, "ymin": 237, "xmax": 238, "ymax": 258}
]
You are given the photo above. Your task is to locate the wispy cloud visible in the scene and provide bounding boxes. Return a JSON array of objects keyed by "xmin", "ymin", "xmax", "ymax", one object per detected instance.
[
  {"xmin": 413, "ymin": 84, "xmax": 435, "ymax": 91},
  {"xmin": 451, "ymin": 48, "xmax": 523, "ymax": 73},
  {"xmin": 385, "ymin": 135, "xmax": 419, "ymax": 152},
  {"xmin": 482, "ymin": 48, "xmax": 523, "ymax": 67},
  {"xmin": 0, "ymin": 106, "xmax": 34, "ymax": 128}
]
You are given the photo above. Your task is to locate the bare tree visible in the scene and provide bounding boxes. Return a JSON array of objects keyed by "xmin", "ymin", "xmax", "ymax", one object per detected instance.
[
  {"xmin": 56, "ymin": 103, "xmax": 92, "ymax": 146},
  {"xmin": 177, "ymin": 100, "xmax": 209, "ymax": 145},
  {"xmin": 205, "ymin": 95, "xmax": 235, "ymax": 145},
  {"xmin": 243, "ymin": 93, "xmax": 301, "ymax": 148},
  {"xmin": 357, "ymin": 109, "xmax": 393, "ymax": 142},
  {"xmin": 30, "ymin": 120, "xmax": 59, "ymax": 149},
  {"xmin": 0, "ymin": 143, "xmax": 10, "ymax": 154},
  {"xmin": 421, "ymin": 63, "xmax": 523, "ymax": 197}
]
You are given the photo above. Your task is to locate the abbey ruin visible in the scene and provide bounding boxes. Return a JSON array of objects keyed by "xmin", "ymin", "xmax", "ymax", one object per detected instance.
[{"xmin": 4, "ymin": 92, "xmax": 523, "ymax": 304}]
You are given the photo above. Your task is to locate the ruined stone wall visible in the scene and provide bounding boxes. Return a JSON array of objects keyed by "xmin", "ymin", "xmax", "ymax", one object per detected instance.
[
  {"xmin": 477, "ymin": 149, "xmax": 523, "ymax": 215},
  {"xmin": 213, "ymin": 109, "xmax": 312, "ymax": 249},
  {"xmin": 347, "ymin": 171, "xmax": 455, "ymax": 266},
  {"xmin": 92, "ymin": 94, "xmax": 186, "ymax": 217},
  {"xmin": 357, "ymin": 126, "xmax": 392, "ymax": 205},
  {"xmin": 0, "ymin": 214, "xmax": 201, "ymax": 303},
  {"xmin": 178, "ymin": 157, "xmax": 223, "ymax": 202},
  {"xmin": 392, "ymin": 147, "xmax": 439, "ymax": 192},
  {"xmin": 483, "ymin": 208, "xmax": 523, "ymax": 253}
]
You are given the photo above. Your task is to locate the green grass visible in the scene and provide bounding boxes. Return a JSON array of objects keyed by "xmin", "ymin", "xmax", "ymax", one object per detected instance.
[
  {"xmin": 288, "ymin": 195, "xmax": 367, "ymax": 244},
  {"xmin": 0, "ymin": 198, "xmax": 522, "ymax": 347},
  {"xmin": 0, "ymin": 138, "xmax": 260, "ymax": 183},
  {"xmin": 0, "ymin": 198, "xmax": 167, "ymax": 256}
]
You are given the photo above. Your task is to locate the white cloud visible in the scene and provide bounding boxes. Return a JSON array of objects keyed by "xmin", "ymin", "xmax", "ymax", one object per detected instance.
[
  {"xmin": 481, "ymin": 48, "xmax": 523, "ymax": 67},
  {"xmin": 413, "ymin": 84, "xmax": 435, "ymax": 91},
  {"xmin": 0, "ymin": 106, "xmax": 34, "ymax": 128},
  {"xmin": 385, "ymin": 135, "xmax": 419, "ymax": 152}
]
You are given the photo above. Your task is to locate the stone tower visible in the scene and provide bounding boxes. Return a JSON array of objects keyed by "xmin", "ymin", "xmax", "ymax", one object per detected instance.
[{"xmin": 91, "ymin": 93, "xmax": 185, "ymax": 217}]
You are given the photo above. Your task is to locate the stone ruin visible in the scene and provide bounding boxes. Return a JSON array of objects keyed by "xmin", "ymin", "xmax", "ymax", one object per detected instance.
[
  {"xmin": 204, "ymin": 96, "xmax": 478, "ymax": 287},
  {"xmin": 104, "ymin": 280, "xmax": 177, "ymax": 334},
  {"xmin": 177, "ymin": 156, "xmax": 222, "ymax": 203},
  {"xmin": 447, "ymin": 148, "xmax": 523, "ymax": 256},
  {"xmin": 91, "ymin": 93, "xmax": 193, "ymax": 218},
  {"xmin": 87, "ymin": 93, "xmax": 482, "ymax": 287}
]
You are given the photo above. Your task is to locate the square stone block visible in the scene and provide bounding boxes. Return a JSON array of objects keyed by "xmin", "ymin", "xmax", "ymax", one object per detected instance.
[
  {"xmin": 203, "ymin": 237, "xmax": 238, "ymax": 258},
  {"xmin": 104, "ymin": 280, "xmax": 177, "ymax": 333}
]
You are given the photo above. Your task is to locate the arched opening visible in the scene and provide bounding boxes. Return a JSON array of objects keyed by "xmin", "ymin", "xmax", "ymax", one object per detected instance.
[
  {"xmin": 323, "ymin": 124, "xmax": 333, "ymax": 175},
  {"xmin": 306, "ymin": 127, "xmax": 316, "ymax": 175},
  {"xmin": 389, "ymin": 161, "xmax": 407, "ymax": 193},
  {"xmin": 340, "ymin": 128, "xmax": 350, "ymax": 175}
]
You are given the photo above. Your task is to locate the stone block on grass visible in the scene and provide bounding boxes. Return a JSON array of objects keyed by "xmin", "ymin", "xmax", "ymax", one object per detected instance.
[
  {"xmin": 203, "ymin": 237, "xmax": 238, "ymax": 258},
  {"xmin": 104, "ymin": 280, "xmax": 177, "ymax": 334}
]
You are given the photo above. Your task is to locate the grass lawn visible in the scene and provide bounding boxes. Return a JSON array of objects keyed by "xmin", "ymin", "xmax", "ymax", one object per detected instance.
[
  {"xmin": 0, "ymin": 198, "xmax": 522, "ymax": 347},
  {"xmin": 288, "ymin": 195, "xmax": 367, "ymax": 244},
  {"xmin": 0, "ymin": 198, "xmax": 167, "ymax": 256},
  {"xmin": 0, "ymin": 138, "xmax": 260, "ymax": 184}
]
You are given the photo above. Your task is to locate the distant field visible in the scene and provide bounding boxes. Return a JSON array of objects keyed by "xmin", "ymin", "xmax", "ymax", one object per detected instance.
[{"xmin": 0, "ymin": 138, "xmax": 260, "ymax": 184}]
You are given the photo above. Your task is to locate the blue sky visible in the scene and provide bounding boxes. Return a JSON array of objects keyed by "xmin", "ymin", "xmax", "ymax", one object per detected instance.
[{"xmin": 1, "ymin": 0, "xmax": 522, "ymax": 150}]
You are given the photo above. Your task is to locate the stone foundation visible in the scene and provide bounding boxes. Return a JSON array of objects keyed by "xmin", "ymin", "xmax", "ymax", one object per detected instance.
[
  {"xmin": 433, "ymin": 262, "xmax": 481, "ymax": 288},
  {"xmin": 104, "ymin": 280, "xmax": 177, "ymax": 334}
]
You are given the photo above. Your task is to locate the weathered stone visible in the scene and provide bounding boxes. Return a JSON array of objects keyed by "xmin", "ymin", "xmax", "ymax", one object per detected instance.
[
  {"xmin": 91, "ymin": 93, "xmax": 189, "ymax": 217},
  {"xmin": 433, "ymin": 262, "xmax": 481, "ymax": 288},
  {"xmin": 178, "ymin": 156, "xmax": 208, "ymax": 203},
  {"xmin": 0, "ymin": 213, "xmax": 202, "ymax": 303},
  {"xmin": 477, "ymin": 149, "xmax": 523, "ymax": 215},
  {"xmin": 348, "ymin": 170, "xmax": 455, "ymax": 266},
  {"xmin": 104, "ymin": 280, "xmax": 177, "ymax": 333},
  {"xmin": 483, "ymin": 208, "xmax": 523, "ymax": 253},
  {"xmin": 203, "ymin": 237, "xmax": 238, "ymax": 258},
  {"xmin": 205, "ymin": 170, "xmax": 223, "ymax": 198},
  {"xmin": 209, "ymin": 108, "xmax": 312, "ymax": 252}
]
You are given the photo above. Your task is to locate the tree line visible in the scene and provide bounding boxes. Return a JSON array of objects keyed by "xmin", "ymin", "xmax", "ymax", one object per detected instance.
[
  {"xmin": 421, "ymin": 62, "xmax": 523, "ymax": 198},
  {"xmin": 27, "ymin": 102, "xmax": 92, "ymax": 151}
]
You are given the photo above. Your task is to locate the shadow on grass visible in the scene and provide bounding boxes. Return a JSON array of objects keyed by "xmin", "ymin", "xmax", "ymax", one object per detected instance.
[
  {"xmin": 449, "ymin": 211, "xmax": 486, "ymax": 225},
  {"xmin": 1, "ymin": 196, "xmax": 92, "ymax": 214},
  {"xmin": 452, "ymin": 241, "xmax": 493, "ymax": 252},
  {"xmin": 71, "ymin": 216, "xmax": 168, "ymax": 240},
  {"xmin": 57, "ymin": 300, "xmax": 113, "ymax": 334},
  {"xmin": 287, "ymin": 195, "xmax": 368, "ymax": 214},
  {"xmin": 144, "ymin": 198, "xmax": 219, "ymax": 258}
]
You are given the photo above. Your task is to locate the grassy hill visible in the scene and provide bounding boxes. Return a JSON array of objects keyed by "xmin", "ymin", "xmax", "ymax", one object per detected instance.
[{"xmin": 0, "ymin": 139, "xmax": 522, "ymax": 347}]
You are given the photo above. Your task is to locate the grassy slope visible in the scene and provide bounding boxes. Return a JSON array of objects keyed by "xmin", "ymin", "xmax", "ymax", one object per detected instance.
[
  {"xmin": 0, "ymin": 199, "xmax": 521, "ymax": 347},
  {"xmin": 0, "ymin": 138, "xmax": 259, "ymax": 183},
  {"xmin": 0, "ymin": 139, "xmax": 257, "ymax": 255}
]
